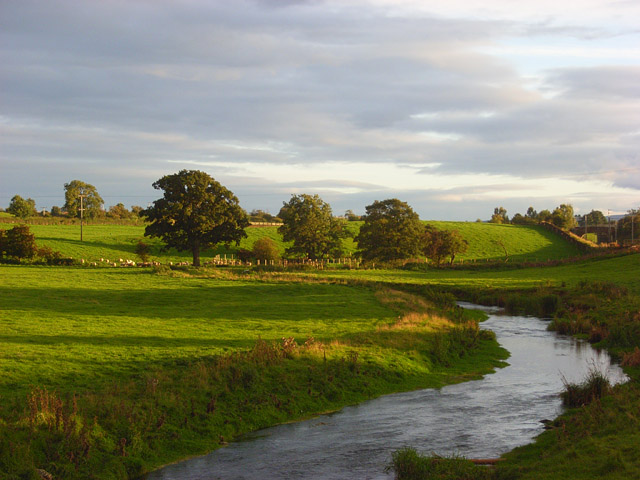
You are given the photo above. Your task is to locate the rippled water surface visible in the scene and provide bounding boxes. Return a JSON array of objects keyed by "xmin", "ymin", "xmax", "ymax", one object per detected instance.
[{"xmin": 147, "ymin": 304, "xmax": 627, "ymax": 480}]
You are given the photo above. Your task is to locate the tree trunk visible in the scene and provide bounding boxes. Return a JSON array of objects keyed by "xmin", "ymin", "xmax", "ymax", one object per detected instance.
[{"xmin": 192, "ymin": 241, "xmax": 201, "ymax": 267}]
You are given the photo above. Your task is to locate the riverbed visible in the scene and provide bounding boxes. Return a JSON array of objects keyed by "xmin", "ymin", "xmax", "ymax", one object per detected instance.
[{"xmin": 146, "ymin": 304, "xmax": 627, "ymax": 480}]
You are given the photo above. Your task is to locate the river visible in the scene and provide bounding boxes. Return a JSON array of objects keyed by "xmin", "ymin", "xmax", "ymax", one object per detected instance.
[{"xmin": 146, "ymin": 304, "xmax": 627, "ymax": 480}]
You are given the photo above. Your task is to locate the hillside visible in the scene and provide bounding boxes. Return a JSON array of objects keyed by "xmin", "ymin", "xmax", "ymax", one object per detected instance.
[{"xmin": 1, "ymin": 220, "xmax": 583, "ymax": 264}]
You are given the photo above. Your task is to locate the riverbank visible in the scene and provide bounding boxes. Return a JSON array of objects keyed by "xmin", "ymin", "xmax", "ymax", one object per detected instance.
[
  {"xmin": 0, "ymin": 266, "xmax": 508, "ymax": 479},
  {"xmin": 389, "ymin": 266, "xmax": 640, "ymax": 479}
]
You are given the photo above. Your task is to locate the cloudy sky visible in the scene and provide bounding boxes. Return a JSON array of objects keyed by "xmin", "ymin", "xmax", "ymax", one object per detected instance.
[{"xmin": 1, "ymin": 0, "xmax": 639, "ymax": 220}]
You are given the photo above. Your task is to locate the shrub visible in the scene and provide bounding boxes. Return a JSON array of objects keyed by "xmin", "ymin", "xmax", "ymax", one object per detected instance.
[
  {"xmin": 134, "ymin": 240, "xmax": 151, "ymax": 262},
  {"xmin": 0, "ymin": 225, "xmax": 38, "ymax": 260},
  {"xmin": 252, "ymin": 237, "xmax": 280, "ymax": 263},
  {"xmin": 36, "ymin": 245, "xmax": 65, "ymax": 265}
]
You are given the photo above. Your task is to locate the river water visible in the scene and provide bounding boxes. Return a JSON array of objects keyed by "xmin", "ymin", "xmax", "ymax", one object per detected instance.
[{"xmin": 146, "ymin": 304, "xmax": 627, "ymax": 480}]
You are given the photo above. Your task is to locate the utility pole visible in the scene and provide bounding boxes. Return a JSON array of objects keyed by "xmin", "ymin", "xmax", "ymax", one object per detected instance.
[
  {"xmin": 608, "ymin": 209, "xmax": 611, "ymax": 243},
  {"xmin": 79, "ymin": 194, "xmax": 86, "ymax": 242},
  {"xmin": 584, "ymin": 214, "xmax": 588, "ymax": 236}
]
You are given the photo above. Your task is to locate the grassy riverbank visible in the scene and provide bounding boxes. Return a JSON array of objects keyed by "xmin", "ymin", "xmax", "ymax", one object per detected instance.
[
  {"xmin": 0, "ymin": 265, "xmax": 507, "ymax": 479},
  {"xmin": 381, "ymin": 253, "xmax": 640, "ymax": 480}
]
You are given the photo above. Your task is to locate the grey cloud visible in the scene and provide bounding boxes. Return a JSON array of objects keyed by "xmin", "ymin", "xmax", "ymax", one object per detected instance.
[
  {"xmin": 546, "ymin": 66, "xmax": 640, "ymax": 100},
  {"xmin": 2, "ymin": 0, "xmax": 639, "ymax": 217}
]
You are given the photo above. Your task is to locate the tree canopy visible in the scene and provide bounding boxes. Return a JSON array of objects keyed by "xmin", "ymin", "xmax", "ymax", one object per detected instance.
[
  {"xmin": 423, "ymin": 226, "xmax": 468, "ymax": 266},
  {"xmin": 142, "ymin": 170, "xmax": 248, "ymax": 266},
  {"xmin": 64, "ymin": 180, "xmax": 104, "ymax": 218},
  {"xmin": 7, "ymin": 195, "xmax": 37, "ymax": 219},
  {"xmin": 551, "ymin": 204, "xmax": 577, "ymax": 230},
  {"xmin": 0, "ymin": 225, "xmax": 38, "ymax": 260},
  {"xmin": 490, "ymin": 206, "xmax": 508, "ymax": 224},
  {"xmin": 278, "ymin": 194, "xmax": 345, "ymax": 259},
  {"xmin": 356, "ymin": 198, "xmax": 424, "ymax": 262},
  {"xmin": 581, "ymin": 209, "xmax": 607, "ymax": 226}
]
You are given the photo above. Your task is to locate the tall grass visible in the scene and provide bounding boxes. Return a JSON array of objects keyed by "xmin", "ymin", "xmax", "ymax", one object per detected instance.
[
  {"xmin": 561, "ymin": 368, "xmax": 612, "ymax": 408},
  {"xmin": 387, "ymin": 448, "xmax": 493, "ymax": 480}
]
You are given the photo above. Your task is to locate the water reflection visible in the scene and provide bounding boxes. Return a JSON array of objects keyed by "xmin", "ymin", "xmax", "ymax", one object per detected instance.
[{"xmin": 146, "ymin": 306, "xmax": 627, "ymax": 480}]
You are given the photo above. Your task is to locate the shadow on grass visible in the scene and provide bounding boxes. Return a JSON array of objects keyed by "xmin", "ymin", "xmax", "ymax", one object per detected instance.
[{"xmin": 0, "ymin": 281, "xmax": 387, "ymax": 321}]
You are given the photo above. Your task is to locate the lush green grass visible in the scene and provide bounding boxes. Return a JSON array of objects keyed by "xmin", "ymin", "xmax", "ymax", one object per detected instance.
[
  {"xmin": 0, "ymin": 266, "xmax": 397, "ymax": 397},
  {"xmin": 7, "ymin": 223, "xmax": 287, "ymax": 263},
  {"xmin": 425, "ymin": 221, "xmax": 583, "ymax": 261},
  {"xmin": 276, "ymin": 252, "xmax": 639, "ymax": 292},
  {"xmin": 1, "ymin": 220, "xmax": 583, "ymax": 266},
  {"xmin": 2, "ymin": 221, "xmax": 635, "ymax": 480},
  {"xmin": 0, "ymin": 264, "xmax": 507, "ymax": 479}
]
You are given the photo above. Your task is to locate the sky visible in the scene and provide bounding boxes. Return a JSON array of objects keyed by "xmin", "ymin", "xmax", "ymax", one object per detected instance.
[{"xmin": 1, "ymin": 0, "xmax": 639, "ymax": 220}]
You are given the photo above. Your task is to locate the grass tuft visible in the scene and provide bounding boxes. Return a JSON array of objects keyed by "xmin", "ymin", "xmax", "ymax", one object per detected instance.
[{"xmin": 561, "ymin": 368, "xmax": 612, "ymax": 408}]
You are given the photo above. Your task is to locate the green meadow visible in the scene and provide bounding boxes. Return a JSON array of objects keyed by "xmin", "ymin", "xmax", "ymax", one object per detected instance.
[
  {"xmin": 0, "ymin": 266, "xmax": 402, "ymax": 397},
  {"xmin": 2, "ymin": 220, "xmax": 582, "ymax": 264}
]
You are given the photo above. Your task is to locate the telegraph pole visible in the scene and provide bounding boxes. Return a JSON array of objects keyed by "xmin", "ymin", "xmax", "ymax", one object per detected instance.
[
  {"xmin": 584, "ymin": 214, "xmax": 588, "ymax": 236},
  {"xmin": 79, "ymin": 194, "xmax": 86, "ymax": 242}
]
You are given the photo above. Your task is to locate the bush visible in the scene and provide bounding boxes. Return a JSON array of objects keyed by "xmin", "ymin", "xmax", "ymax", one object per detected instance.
[
  {"xmin": 252, "ymin": 237, "xmax": 280, "ymax": 262},
  {"xmin": 0, "ymin": 225, "xmax": 38, "ymax": 260},
  {"xmin": 134, "ymin": 240, "xmax": 151, "ymax": 262}
]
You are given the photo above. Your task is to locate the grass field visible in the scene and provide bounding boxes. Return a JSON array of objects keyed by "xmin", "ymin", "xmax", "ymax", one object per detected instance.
[
  {"xmin": 425, "ymin": 221, "xmax": 583, "ymax": 261},
  {"xmin": 0, "ymin": 266, "xmax": 399, "ymax": 396},
  {"xmin": 2, "ymin": 220, "xmax": 638, "ymax": 480},
  {"xmin": 0, "ymin": 263, "xmax": 507, "ymax": 479},
  {"xmin": 1, "ymin": 220, "xmax": 583, "ymax": 265}
]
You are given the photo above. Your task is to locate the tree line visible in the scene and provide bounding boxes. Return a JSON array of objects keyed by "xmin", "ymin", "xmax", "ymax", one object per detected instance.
[
  {"xmin": 5, "ymin": 170, "xmax": 638, "ymax": 266},
  {"xmin": 5, "ymin": 181, "xmax": 144, "ymax": 220},
  {"xmin": 141, "ymin": 171, "xmax": 468, "ymax": 267}
]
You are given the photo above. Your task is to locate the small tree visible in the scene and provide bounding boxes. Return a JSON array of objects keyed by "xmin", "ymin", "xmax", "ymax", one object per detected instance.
[
  {"xmin": 490, "ymin": 206, "xmax": 508, "ymax": 224},
  {"xmin": 252, "ymin": 237, "xmax": 280, "ymax": 262},
  {"xmin": 344, "ymin": 209, "xmax": 360, "ymax": 221},
  {"xmin": 143, "ymin": 170, "xmax": 248, "ymax": 267},
  {"xmin": 581, "ymin": 210, "xmax": 607, "ymax": 227},
  {"xmin": 356, "ymin": 198, "xmax": 424, "ymax": 262},
  {"xmin": 7, "ymin": 195, "xmax": 37, "ymax": 219},
  {"xmin": 538, "ymin": 209, "xmax": 552, "ymax": 222},
  {"xmin": 423, "ymin": 227, "xmax": 468, "ymax": 266},
  {"xmin": 551, "ymin": 204, "xmax": 577, "ymax": 230},
  {"xmin": 107, "ymin": 203, "xmax": 131, "ymax": 219},
  {"xmin": 135, "ymin": 240, "xmax": 151, "ymax": 262},
  {"xmin": 50, "ymin": 206, "xmax": 63, "ymax": 217},
  {"xmin": 0, "ymin": 225, "xmax": 38, "ymax": 260},
  {"xmin": 278, "ymin": 194, "xmax": 345, "ymax": 259},
  {"xmin": 64, "ymin": 180, "xmax": 104, "ymax": 218}
]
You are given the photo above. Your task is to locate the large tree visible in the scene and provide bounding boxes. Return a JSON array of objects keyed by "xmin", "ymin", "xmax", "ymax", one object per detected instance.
[
  {"xmin": 278, "ymin": 194, "xmax": 345, "ymax": 259},
  {"xmin": 7, "ymin": 195, "xmax": 37, "ymax": 219},
  {"xmin": 142, "ymin": 170, "xmax": 248, "ymax": 266},
  {"xmin": 64, "ymin": 180, "xmax": 104, "ymax": 218},
  {"xmin": 356, "ymin": 198, "xmax": 424, "ymax": 262}
]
